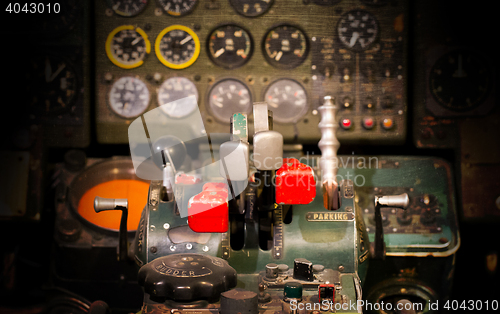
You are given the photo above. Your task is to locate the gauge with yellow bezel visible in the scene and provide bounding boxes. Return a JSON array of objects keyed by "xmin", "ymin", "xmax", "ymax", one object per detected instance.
[
  {"xmin": 106, "ymin": 0, "xmax": 148, "ymax": 17},
  {"xmin": 106, "ymin": 25, "xmax": 151, "ymax": 69},
  {"xmin": 157, "ymin": 0, "xmax": 197, "ymax": 17},
  {"xmin": 155, "ymin": 25, "xmax": 200, "ymax": 70}
]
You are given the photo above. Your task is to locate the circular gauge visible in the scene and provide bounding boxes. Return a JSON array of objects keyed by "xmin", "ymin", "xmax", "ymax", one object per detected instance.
[
  {"xmin": 109, "ymin": 76, "xmax": 150, "ymax": 118},
  {"xmin": 25, "ymin": 55, "xmax": 79, "ymax": 117},
  {"xmin": 263, "ymin": 25, "xmax": 309, "ymax": 69},
  {"xmin": 157, "ymin": 0, "xmax": 197, "ymax": 16},
  {"xmin": 106, "ymin": 0, "xmax": 148, "ymax": 17},
  {"xmin": 155, "ymin": 25, "xmax": 200, "ymax": 69},
  {"xmin": 312, "ymin": 0, "xmax": 341, "ymax": 6},
  {"xmin": 429, "ymin": 50, "xmax": 492, "ymax": 111},
  {"xmin": 337, "ymin": 10, "xmax": 379, "ymax": 51},
  {"xmin": 229, "ymin": 0, "xmax": 274, "ymax": 17},
  {"xmin": 106, "ymin": 26, "xmax": 151, "ymax": 69},
  {"xmin": 208, "ymin": 79, "xmax": 252, "ymax": 123},
  {"xmin": 264, "ymin": 79, "xmax": 308, "ymax": 124},
  {"xmin": 207, "ymin": 25, "xmax": 253, "ymax": 69},
  {"xmin": 360, "ymin": 0, "xmax": 389, "ymax": 6},
  {"xmin": 157, "ymin": 77, "xmax": 199, "ymax": 118}
]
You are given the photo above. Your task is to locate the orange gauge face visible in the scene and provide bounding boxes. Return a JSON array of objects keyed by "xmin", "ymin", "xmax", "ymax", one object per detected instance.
[{"xmin": 77, "ymin": 179, "xmax": 149, "ymax": 231}]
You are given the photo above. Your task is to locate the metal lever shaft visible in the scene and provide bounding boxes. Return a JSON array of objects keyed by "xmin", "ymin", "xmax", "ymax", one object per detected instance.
[
  {"xmin": 94, "ymin": 196, "xmax": 129, "ymax": 261},
  {"xmin": 372, "ymin": 193, "xmax": 410, "ymax": 260}
]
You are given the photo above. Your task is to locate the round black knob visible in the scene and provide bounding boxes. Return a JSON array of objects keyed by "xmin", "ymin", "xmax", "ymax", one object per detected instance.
[
  {"xmin": 64, "ymin": 149, "xmax": 86, "ymax": 172},
  {"xmin": 152, "ymin": 135, "xmax": 187, "ymax": 170},
  {"xmin": 138, "ymin": 253, "xmax": 237, "ymax": 302}
]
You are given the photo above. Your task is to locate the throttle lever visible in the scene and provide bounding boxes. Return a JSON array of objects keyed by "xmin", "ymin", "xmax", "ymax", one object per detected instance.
[
  {"xmin": 94, "ymin": 196, "xmax": 129, "ymax": 262},
  {"xmin": 372, "ymin": 193, "xmax": 410, "ymax": 260},
  {"xmin": 318, "ymin": 96, "xmax": 341, "ymax": 210}
]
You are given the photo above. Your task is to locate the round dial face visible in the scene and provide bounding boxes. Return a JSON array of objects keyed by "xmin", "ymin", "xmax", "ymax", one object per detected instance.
[
  {"xmin": 26, "ymin": 55, "xmax": 79, "ymax": 116},
  {"xmin": 208, "ymin": 25, "xmax": 253, "ymax": 69},
  {"xmin": 264, "ymin": 79, "xmax": 308, "ymax": 123},
  {"xmin": 360, "ymin": 0, "xmax": 389, "ymax": 6},
  {"xmin": 208, "ymin": 79, "xmax": 252, "ymax": 123},
  {"xmin": 155, "ymin": 25, "xmax": 200, "ymax": 69},
  {"xmin": 312, "ymin": 0, "xmax": 341, "ymax": 6},
  {"xmin": 109, "ymin": 77, "xmax": 150, "ymax": 118},
  {"xmin": 157, "ymin": 77, "xmax": 199, "ymax": 118},
  {"xmin": 106, "ymin": 26, "xmax": 151, "ymax": 69},
  {"xmin": 429, "ymin": 50, "xmax": 492, "ymax": 111},
  {"xmin": 158, "ymin": 0, "xmax": 197, "ymax": 16},
  {"xmin": 337, "ymin": 10, "xmax": 379, "ymax": 51},
  {"xmin": 107, "ymin": 0, "xmax": 148, "ymax": 17},
  {"xmin": 263, "ymin": 25, "xmax": 308, "ymax": 69},
  {"xmin": 229, "ymin": 0, "xmax": 274, "ymax": 17}
]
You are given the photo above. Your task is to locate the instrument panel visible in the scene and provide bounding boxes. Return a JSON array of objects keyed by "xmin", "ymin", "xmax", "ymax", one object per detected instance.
[
  {"xmin": 95, "ymin": 0, "xmax": 407, "ymax": 144},
  {"xmin": 2, "ymin": 1, "xmax": 500, "ymax": 312}
]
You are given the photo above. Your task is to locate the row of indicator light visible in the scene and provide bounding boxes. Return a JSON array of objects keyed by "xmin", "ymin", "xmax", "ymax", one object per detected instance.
[{"xmin": 340, "ymin": 117, "xmax": 394, "ymax": 130}]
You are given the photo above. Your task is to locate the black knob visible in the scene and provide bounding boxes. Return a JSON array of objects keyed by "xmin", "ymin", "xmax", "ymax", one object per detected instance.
[
  {"xmin": 138, "ymin": 253, "xmax": 237, "ymax": 302},
  {"xmin": 64, "ymin": 149, "xmax": 86, "ymax": 172},
  {"xmin": 152, "ymin": 135, "xmax": 187, "ymax": 170},
  {"xmin": 221, "ymin": 289, "xmax": 258, "ymax": 314}
]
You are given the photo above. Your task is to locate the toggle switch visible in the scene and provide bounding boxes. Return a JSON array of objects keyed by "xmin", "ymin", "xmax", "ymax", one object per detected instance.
[{"xmin": 293, "ymin": 258, "xmax": 313, "ymax": 281}]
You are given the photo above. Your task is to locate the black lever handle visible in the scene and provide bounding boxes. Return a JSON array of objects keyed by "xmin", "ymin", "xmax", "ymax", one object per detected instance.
[{"xmin": 94, "ymin": 196, "xmax": 128, "ymax": 261}]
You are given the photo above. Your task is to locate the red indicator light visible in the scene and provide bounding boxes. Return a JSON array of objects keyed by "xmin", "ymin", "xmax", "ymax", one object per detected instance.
[{"xmin": 340, "ymin": 118, "xmax": 352, "ymax": 129}]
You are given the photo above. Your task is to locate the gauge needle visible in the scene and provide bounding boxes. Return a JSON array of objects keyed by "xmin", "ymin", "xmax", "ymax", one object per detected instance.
[
  {"xmin": 131, "ymin": 37, "xmax": 141, "ymax": 45},
  {"xmin": 180, "ymin": 35, "xmax": 192, "ymax": 45},
  {"xmin": 268, "ymin": 101, "xmax": 278, "ymax": 108},
  {"xmin": 349, "ymin": 32, "xmax": 360, "ymax": 47},
  {"xmin": 45, "ymin": 57, "xmax": 52, "ymax": 83},
  {"xmin": 457, "ymin": 54, "xmax": 466, "ymax": 78},
  {"xmin": 49, "ymin": 63, "xmax": 66, "ymax": 83},
  {"xmin": 214, "ymin": 48, "xmax": 225, "ymax": 58},
  {"xmin": 275, "ymin": 51, "xmax": 283, "ymax": 61},
  {"xmin": 453, "ymin": 54, "xmax": 466, "ymax": 78}
]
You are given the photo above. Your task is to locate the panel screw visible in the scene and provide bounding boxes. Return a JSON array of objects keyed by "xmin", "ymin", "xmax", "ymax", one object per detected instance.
[
  {"xmin": 338, "ymin": 265, "xmax": 344, "ymax": 271},
  {"xmin": 150, "ymin": 247, "xmax": 157, "ymax": 253},
  {"xmin": 104, "ymin": 72, "xmax": 113, "ymax": 82}
]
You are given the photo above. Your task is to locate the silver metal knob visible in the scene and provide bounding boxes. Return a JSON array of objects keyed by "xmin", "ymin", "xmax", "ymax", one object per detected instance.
[
  {"xmin": 318, "ymin": 96, "xmax": 340, "ymax": 210},
  {"xmin": 94, "ymin": 196, "xmax": 128, "ymax": 212},
  {"xmin": 375, "ymin": 193, "xmax": 410, "ymax": 209}
]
